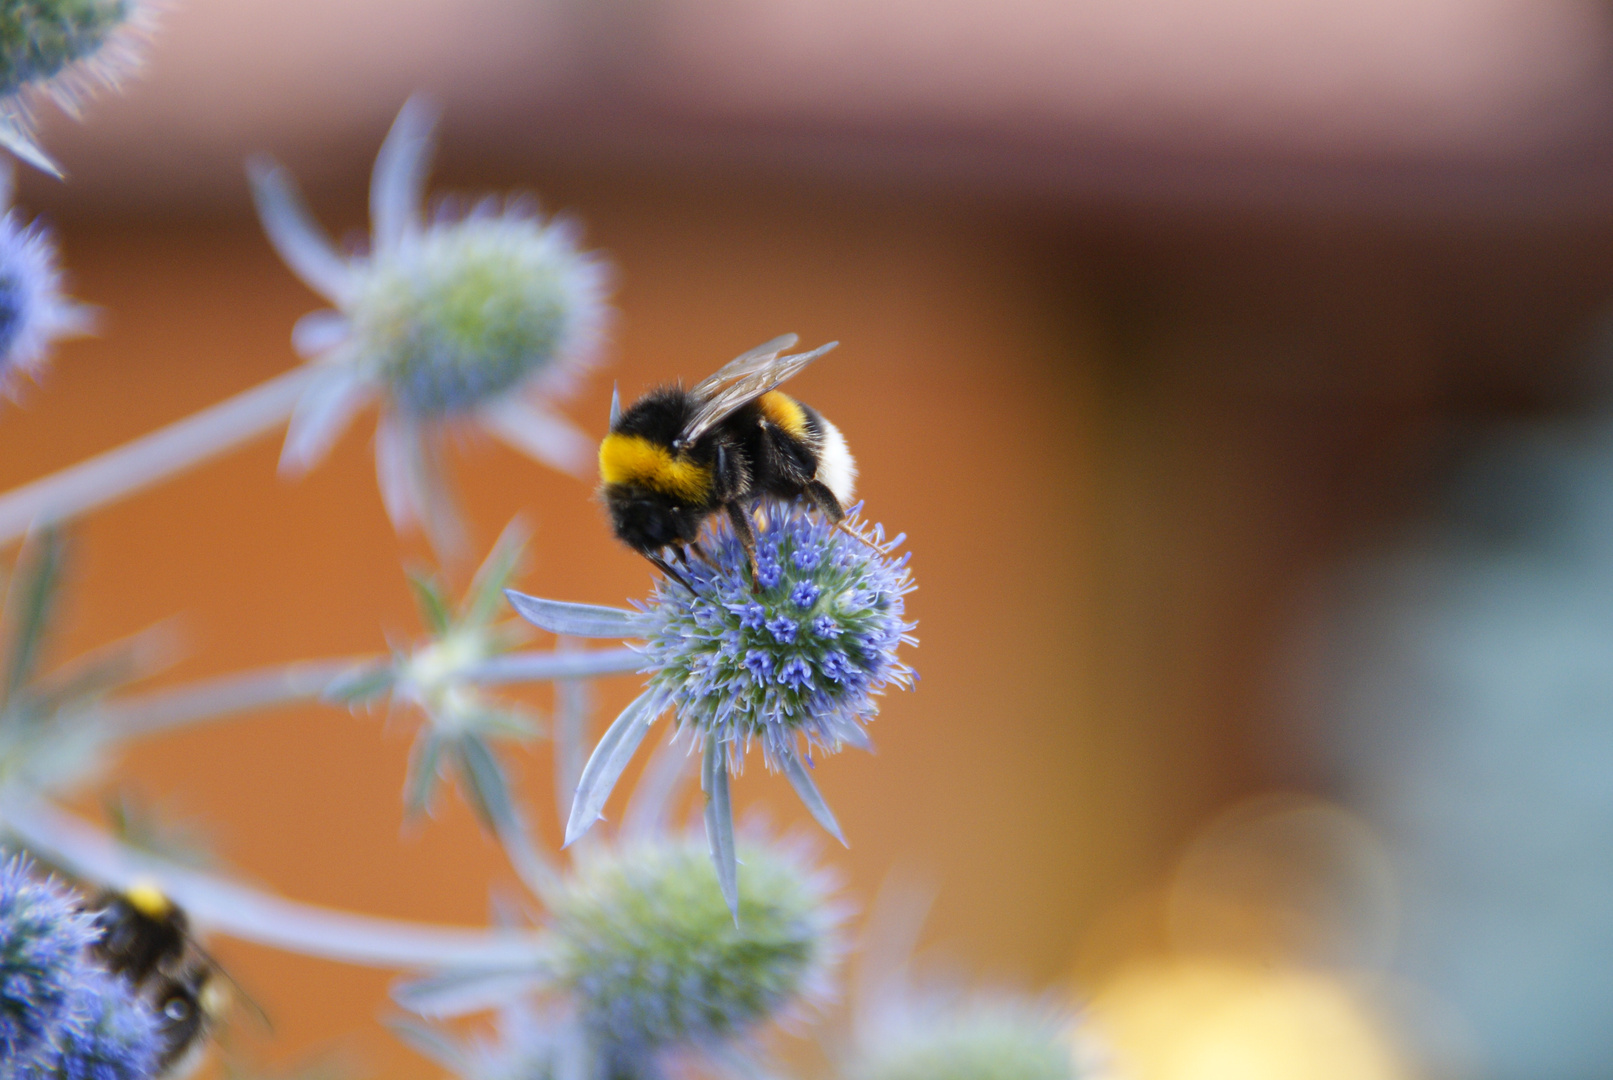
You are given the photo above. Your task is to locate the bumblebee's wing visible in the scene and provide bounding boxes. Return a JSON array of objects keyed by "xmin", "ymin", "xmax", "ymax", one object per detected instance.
[
  {"xmin": 681, "ymin": 336, "xmax": 839, "ymax": 443},
  {"xmin": 189, "ymin": 940, "xmax": 274, "ymax": 1035}
]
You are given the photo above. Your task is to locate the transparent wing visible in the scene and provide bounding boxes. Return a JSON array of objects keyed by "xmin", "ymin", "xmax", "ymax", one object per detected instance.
[{"xmin": 680, "ymin": 335, "xmax": 839, "ymax": 444}]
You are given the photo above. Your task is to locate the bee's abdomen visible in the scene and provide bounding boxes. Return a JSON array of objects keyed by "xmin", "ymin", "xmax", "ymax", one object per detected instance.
[{"xmin": 756, "ymin": 391, "xmax": 811, "ymax": 439}]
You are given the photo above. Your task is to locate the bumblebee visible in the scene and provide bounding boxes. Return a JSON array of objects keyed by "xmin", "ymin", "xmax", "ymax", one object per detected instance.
[
  {"xmin": 598, "ymin": 334, "xmax": 857, "ymax": 585},
  {"xmin": 87, "ymin": 882, "xmax": 249, "ymax": 1078}
]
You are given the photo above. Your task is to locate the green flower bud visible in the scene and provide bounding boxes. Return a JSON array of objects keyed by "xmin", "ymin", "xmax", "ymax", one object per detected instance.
[{"xmin": 549, "ymin": 835, "xmax": 841, "ymax": 1068}]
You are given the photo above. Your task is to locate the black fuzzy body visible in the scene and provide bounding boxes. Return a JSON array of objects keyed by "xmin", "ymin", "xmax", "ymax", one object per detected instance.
[{"xmin": 603, "ymin": 386, "xmax": 842, "ymax": 560}]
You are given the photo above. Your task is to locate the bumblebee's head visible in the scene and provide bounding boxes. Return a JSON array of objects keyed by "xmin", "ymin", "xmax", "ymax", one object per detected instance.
[{"xmin": 603, "ymin": 486, "xmax": 706, "ymax": 553}]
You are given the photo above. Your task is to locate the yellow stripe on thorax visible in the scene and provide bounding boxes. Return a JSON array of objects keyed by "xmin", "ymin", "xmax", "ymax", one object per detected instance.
[
  {"xmin": 757, "ymin": 392, "xmax": 809, "ymax": 438},
  {"xmin": 599, "ymin": 433, "xmax": 711, "ymax": 501},
  {"xmin": 124, "ymin": 880, "xmax": 172, "ymax": 919}
]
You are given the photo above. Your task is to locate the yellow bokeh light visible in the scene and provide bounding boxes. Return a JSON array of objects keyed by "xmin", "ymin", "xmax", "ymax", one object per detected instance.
[{"xmin": 1088, "ymin": 957, "xmax": 1410, "ymax": 1080}]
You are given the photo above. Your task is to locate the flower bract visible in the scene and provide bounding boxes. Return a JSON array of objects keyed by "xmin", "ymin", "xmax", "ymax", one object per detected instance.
[
  {"xmin": 506, "ymin": 503, "xmax": 915, "ymax": 917},
  {"xmin": 249, "ymin": 95, "xmax": 611, "ymax": 559}
]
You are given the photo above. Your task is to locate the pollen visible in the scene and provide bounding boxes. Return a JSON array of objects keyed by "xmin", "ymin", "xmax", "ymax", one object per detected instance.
[
  {"xmin": 598, "ymin": 433, "xmax": 711, "ymax": 501},
  {"xmin": 757, "ymin": 391, "xmax": 809, "ymax": 438}
]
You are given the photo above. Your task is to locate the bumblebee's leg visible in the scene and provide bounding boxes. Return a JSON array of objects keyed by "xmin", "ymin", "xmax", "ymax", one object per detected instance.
[
  {"xmin": 806, "ymin": 480, "xmax": 880, "ymax": 550},
  {"xmin": 689, "ymin": 542, "xmax": 721, "ymax": 571},
  {"xmin": 725, "ymin": 502, "xmax": 762, "ymax": 590},
  {"xmin": 673, "ymin": 545, "xmax": 692, "ymax": 567},
  {"xmin": 647, "ymin": 551, "xmax": 696, "ymax": 594},
  {"xmin": 803, "ymin": 480, "xmax": 846, "ymax": 523}
]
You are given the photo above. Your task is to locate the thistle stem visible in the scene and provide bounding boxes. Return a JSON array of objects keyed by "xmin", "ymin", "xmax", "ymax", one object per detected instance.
[
  {"xmin": 1, "ymin": 796, "xmax": 546, "ymax": 969},
  {"xmin": 466, "ymin": 647, "xmax": 641, "ymax": 684},
  {"xmin": 87, "ymin": 648, "xmax": 641, "ymax": 742},
  {"xmin": 0, "ymin": 367, "xmax": 319, "ymax": 546},
  {"xmin": 89, "ymin": 658, "xmax": 371, "ymax": 738}
]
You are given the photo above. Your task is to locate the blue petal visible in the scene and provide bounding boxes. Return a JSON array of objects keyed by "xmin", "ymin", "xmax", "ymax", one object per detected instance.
[
  {"xmin": 505, "ymin": 591, "xmax": 641, "ymax": 638},
  {"xmin": 702, "ymin": 739, "xmax": 739, "ymax": 923},
  {"xmin": 779, "ymin": 745, "xmax": 847, "ymax": 847},
  {"xmin": 481, "ymin": 397, "xmax": 593, "ymax": 477},
  {"xmin": 280, "ymin": 366, "xmax": 373, "ymax": 476},
  {"xmin": 247, "ymin": 157, "xmax": 353, "ymax": 304},
  {"xmin": 370, "ymin": 96, "xmax": 439, "ymax": 253},
  {"xmin": 563, "ymin": 688, "xmax": 667, "ymax": 846}
]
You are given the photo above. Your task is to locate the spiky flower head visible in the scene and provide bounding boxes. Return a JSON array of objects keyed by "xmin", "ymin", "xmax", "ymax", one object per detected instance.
[
  {"xmin": 250, "ymin": 96, "xmax": 611, "ymax": 557},
  {"xmin": 346, "ymin": 202, "xmax": 602, "ymax": 418},
  {"xmin": 506, "ymin": 504, "xmax": 914, "ymax": 916},
  {"xmin": 639, "ymin": 504, "xmax": 915, "ymax": 771},
  {"xmin": 0, "ymin": 187, "xmax": 92, "ymax": 394},
  {"xmin": 549, "ymin": 833, "xmax": 843, "ymax": 1071},
  {"xmin": 0, "ymin": 0, "xmax": 150, "ymax": 176},
  {"xmin": 849, "ymin": 997, "xmax": 1081, "ymax": 1080},
  {"xmin": 0, "ymin": 855, "xmax": 97, "ymax": 1066},
  {"xmin": 16, "ymin": 968, "xmax": 163, "ymax": 1080}
]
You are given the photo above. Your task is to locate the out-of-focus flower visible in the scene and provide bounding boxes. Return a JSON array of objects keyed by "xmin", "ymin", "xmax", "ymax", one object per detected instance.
[
  {"xmin": 249, "ymin": 96, "xmax": 611, "ymax": 558},
  {"xmin": 325, "ymin": 521, "xmax": 539, "ymax": 835},
  {"xmin": 16, "ymin": 967, "xmax": 163, "ymax": 1080},
  {"xmin": 841, "ymin": 880, "xmax": 1083, "ymax": 1080},
  {"xmin": 0, "ymin": 181, "xmax": 92, "ymax": 396},
  {"xmin": 506, "ymin": 504, "xmax": 915, "ymax": 915},
  {"xmin": 0, "ymin": 854, "xmax": 97, "ymax": 1067},
  {"xmin": 0, "ymin": 0, "xmax": 150, "ymax": 176},
  {"xmin": 848, "ymin": 995, "xmax": 1081, "ymax": 1080},
  {"xmin": 549, "ymin": 832, "xmax": 842, "ymax": 1076}
]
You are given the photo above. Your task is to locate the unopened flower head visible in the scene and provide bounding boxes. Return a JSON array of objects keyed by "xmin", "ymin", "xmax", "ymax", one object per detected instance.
[
  {"xmin": 251, "ymin": 96, "xmax": 611, "ymax": 555},
  {"xmin": 0, "ymin": 199, "xmax": 92, "ymax": 393},
  {"xmin": 348, "ymin": 202, "xmax": 605, "ymax": 418},
  {"xmin": 850, "ymin": 996, "xmax": 1080, "ymax": 1080},
  {"xmin": 549, "ymin": 833, "xmax": 843, "ymax": 1066},
  {"xmin": 0, "ymin": 855, "xmax": 97, "ymax": 1066},
  {"xmin": 16, "ymin": 968, "xmax": 163, "ymax": 1080},
  {"xmin": 0, "ymin": 0, "xmax": 151, "ymax": 175},
  {"xmin": 638, "ymin": 504, "xmax": 915, "ymax": 770}
]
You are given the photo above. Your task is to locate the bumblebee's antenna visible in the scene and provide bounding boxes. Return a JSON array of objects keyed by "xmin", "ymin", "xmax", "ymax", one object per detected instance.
[{"xmin": 609, "ymin": 383, "xmax": 622, "ymax": 427}]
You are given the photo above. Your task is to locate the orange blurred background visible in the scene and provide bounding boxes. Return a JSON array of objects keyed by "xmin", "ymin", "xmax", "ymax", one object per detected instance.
[{"xmin": 9, "ymin": 0, "xmax": 1613, "ymax": 1076}]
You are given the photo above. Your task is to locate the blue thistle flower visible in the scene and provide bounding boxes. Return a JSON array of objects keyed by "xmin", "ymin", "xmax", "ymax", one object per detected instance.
[
  {"xmin": 16, "ymin": 968, "xmax": 162, "ymax": 1080},
  {"xmin": 249, "ymin": 96, "xmax": 611, "ymax": 558},
  {"xmin": 0, "ymin": 855, "xmax": 97, "ymax": 1068},
  {"xmin": 0, "ymin": 0, "xmax": 152, "ymax": 176},
  {"xmin": 548, "ymin": 832, "xmax": 843, "ymax": 1074},
  {"xmin": 507, "ymin": 504, "xmax": 915, "ymax": 916},
  {"xmin": 0, "ymin": 188, "xmax": 92, "ymax": 396}
]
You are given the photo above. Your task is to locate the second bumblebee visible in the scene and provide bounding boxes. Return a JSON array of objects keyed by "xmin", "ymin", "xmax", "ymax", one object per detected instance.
[{"xmin": 88, "ymin": 882, "xmax": 238, "ymax": 1078}]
